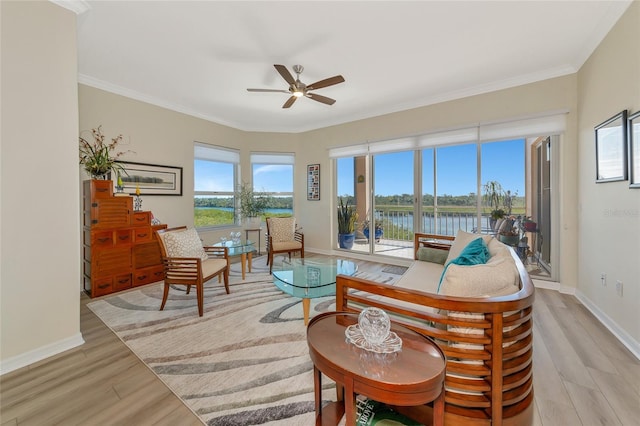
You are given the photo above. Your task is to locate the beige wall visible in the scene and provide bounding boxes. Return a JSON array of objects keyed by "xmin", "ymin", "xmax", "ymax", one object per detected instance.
[
  {"xmin": 1, "ymin": 1, "xmax": 83, "ymax": 371},
  {"xmin": 577, "ymin": 1, "xmax": 640, "ymax": 348},
  {"xmin": 299, "ymin": 76, "xmax": 580, "ymax": 284}
]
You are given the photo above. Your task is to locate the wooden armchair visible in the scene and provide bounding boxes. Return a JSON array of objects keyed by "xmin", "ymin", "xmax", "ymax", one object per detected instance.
[
  {"xmin": 155, "ymin": 226, "xmax": 229, "ymax": 316},
  {"xmin": 265, "ymin": 217, "xmax": 304, "ymax": 274}
]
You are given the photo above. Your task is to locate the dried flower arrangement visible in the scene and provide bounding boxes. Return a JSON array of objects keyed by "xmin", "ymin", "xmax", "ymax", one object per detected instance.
[{"xmin": 79, "ymin": 125, "xmax": 133, "ymax": 179}]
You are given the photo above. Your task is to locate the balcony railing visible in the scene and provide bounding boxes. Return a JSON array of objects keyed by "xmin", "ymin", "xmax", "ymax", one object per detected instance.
[{"xmin": 370, "ymin": 209, "xmax": 493, "ymax": 243}]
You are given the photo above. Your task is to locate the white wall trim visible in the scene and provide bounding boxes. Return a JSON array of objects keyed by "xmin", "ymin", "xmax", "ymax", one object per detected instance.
[
  {"xmin": 575, "ymin": 289, "xmax": 640, "ymax": 361},
  {"xmin": 49, "ymin": 0, "xmax": 90, "ymax": 14},
  {"xmin": 533, "ymin": 278, "xmax": 576, "ymax": 295},
  {"xmin": 0, "ymin": 333, "xmax": 85, "ymax": 376}
]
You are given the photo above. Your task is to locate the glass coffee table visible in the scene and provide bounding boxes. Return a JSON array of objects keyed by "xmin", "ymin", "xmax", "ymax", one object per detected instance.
[
  {"xmin": 272, "ymin": 258, "xmax": 357, "ymax": 325},
  {"xmin": 213, "ymin": 240, "xmax": 256, "ymax": 280}
]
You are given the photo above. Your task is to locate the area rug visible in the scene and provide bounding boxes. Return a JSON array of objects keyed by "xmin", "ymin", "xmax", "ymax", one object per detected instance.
[{"xmin": 87, "ymin": 254, "xmax": 404, "ymax": 425}]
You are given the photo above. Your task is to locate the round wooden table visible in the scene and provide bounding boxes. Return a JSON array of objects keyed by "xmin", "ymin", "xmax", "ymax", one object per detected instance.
[{"xmin": 307, "ymin": 312, "xmax": 446, "ymax": 426}]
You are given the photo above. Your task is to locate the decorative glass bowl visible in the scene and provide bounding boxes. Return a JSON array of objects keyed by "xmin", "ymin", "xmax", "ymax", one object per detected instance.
[{"xmin": 345, "ymin": 307, "xmax": 402, "ymax": 353}]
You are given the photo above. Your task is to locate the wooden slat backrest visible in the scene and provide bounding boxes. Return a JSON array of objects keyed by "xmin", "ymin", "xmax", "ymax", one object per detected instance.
[{"xmin": 335, "ymin": 233, "xmax": 535, "ymax": 425}]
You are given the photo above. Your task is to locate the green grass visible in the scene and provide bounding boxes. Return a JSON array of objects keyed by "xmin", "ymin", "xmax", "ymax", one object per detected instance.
[{"xmin": 194, "ymin": 209, "xmax": 292, "ymax": 227}]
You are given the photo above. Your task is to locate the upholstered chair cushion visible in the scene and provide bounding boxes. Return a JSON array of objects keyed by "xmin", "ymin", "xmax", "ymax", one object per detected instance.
[
  {"xmin": 272, "ymin": 241, "xmax": 303, "ymax": 252},
  {"xmin": 202, "ymin": 258, "xmax": 228, "ymax": 276},
  {"xmin": 270, "ymin": 217, "xmax": 296, "ymax": 242},
  {"xmin": 163, "ymin": 228, "xmax": 208, "ymax": 261}
]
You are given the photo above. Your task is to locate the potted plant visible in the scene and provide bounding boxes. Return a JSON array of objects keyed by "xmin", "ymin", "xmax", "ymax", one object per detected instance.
[
  {"xmin": 483, "ymin": 180, "xmax": 506, "ymax": 230},
  {"xmin": 79, "ymin": 125, "xmax": 132, "ymax": 179},
  {"xmin": 236, "ymin": 182, "xmax": 269, "ymax": 227},
  {"xmin": 497, "ymin": 217, "xmax": 520, "ymax": 246},
  {"xmin": 362, "ymin": 218, "xmax": 383, "ymax": 242},
  {"xmin": 337, "ymin": 197, "xmax": 358, "ymax": 249}
]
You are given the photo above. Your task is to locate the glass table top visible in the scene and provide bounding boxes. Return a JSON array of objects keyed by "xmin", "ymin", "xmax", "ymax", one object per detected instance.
[
  {"xmin": 272, "ymin": 258, "xmax": 358, "ymax": 299},
  {"xmin": 212, "ymin": 240, "xmax": 256, "ymax": 257}
]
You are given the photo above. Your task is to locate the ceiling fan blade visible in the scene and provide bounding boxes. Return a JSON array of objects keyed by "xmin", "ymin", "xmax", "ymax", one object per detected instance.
[
  {"xmin": 247, "ymin": 88, "xmax": 290, "ymax": 93},
  {"xmin": 307, "ymin": 75, "xmax": 345, "ymax": 91},
  {"xmin": 274, "ymin": 64, "xmax": 296, "ymax": 85},
  {"xmin": 282, "ymin": 96, "xmax": 297, "ymax": 108},
  {"xmin": 307, "ymin": 93, "xmax": 336, "ymax": 105}
]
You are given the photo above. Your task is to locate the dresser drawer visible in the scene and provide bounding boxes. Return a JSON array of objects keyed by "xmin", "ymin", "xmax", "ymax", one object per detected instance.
[
  {"xmin": 133, "ymin": 227, "xmax": 153, "ymax": 243},
  {"xmin": 115, "ymin": 229, "xmax": 133, "ymax": 246},
  {"xmin": 132, "ymin": 211, "xmax": 151, "ymax": 226},
  {"xmin": 133, "ymin": 265, "xmax": 164, "ymax": 286},
  {"xmin": 92, "ymin": 276, "xmax": 113, "ymax": 297},
  {"xmin": 92, "ymin": 230, "xmax": 113, "ymax": 247},
  {"xmin": 113, "ymin": 273, "xmax": 132, "ymax": 291}
]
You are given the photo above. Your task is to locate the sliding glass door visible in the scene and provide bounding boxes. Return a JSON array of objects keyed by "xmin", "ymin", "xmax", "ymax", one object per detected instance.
[{"xmin": 372, "ymin": 151, "xmax": 414, "ymax": 256}]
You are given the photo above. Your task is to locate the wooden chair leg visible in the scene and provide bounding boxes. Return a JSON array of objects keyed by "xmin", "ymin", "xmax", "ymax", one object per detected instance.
[
  {"xmin": 269, "ymin": 252, "xmax": 274, "ymax": 274},
  {"xmin": 223, "ymin": 268, "xmax": 230, "ymax": 294},
  {"xmin": 186, "ymin": 284, "xmax": 191, "ymax": 294},
  {"xmin": 197, "ymin": 281, "xmax": 204, "ymax": 317},
  {"xmin": 160, "ymin": 282, "xmax": 170, "ymax": 311}
]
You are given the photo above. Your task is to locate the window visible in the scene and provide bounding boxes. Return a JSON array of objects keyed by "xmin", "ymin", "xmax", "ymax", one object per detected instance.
[
  {"xmin": 330, "ymin": 112, "xmax": 566, "ymax": 259},
  {"xmin": 251, "ymin": 153, "xmax": 294, "ymax": 216},
  {"xmin": 194, "ymin": 143, "xmax": 239, "ymax": 228}
]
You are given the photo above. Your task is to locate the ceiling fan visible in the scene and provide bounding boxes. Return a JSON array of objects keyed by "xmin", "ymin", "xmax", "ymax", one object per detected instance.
[{"xmin": 247, "ymin": 64, "xmax": 345, "ymax": 109}]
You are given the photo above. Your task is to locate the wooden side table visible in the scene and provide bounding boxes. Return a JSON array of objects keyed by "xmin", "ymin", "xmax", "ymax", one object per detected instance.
[{"xmin": 307, "ymin": 312, "xmax": 446, "ymax": 426}]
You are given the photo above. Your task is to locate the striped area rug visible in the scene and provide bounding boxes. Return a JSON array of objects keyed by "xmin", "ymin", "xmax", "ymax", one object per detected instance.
[{"xmin": 87, "ymin": 254, "xmax": 403, "ymax": 425}]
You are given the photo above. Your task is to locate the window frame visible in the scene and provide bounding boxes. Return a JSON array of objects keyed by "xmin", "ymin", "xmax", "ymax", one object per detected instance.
[{"xmin": 194, "ymin": 142, "xmax": 240, "ymax": 229}]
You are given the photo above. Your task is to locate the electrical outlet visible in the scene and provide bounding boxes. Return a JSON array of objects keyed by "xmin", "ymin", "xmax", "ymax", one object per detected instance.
[
  {"xmin": 616, "ymin": 280, "xmax": 623, "ymax": 297},
  {"xmin": 601, "ymin": 273, "xmax": 607, "ymax": 286}
]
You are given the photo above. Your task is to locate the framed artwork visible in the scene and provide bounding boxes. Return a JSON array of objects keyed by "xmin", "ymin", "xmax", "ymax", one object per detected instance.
[
  {"xmin": 307, "ymin": 163, "xmax": 320, "ymax": 200},
  {"xmin": 629, "ymin": 110, "xmax": 640, "ymax": 188},
  {"xmin": 595, "ymin": 110, "xmax": 628, "ymax": 183},
  {"xmin": 112, "ymin": 161, "xmax": 183, "ymax": 195}
]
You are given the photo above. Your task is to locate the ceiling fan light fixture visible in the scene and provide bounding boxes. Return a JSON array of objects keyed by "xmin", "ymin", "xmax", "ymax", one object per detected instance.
[{"xmin": 292, "ymin": 90, "xmax": 304, "ymax": 97}]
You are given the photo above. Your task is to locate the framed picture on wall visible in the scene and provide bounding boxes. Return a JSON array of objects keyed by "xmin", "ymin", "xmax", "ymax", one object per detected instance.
[
  {"xmin": 595, "ymin": 110, "xmax": 628, "ymax": 183},
  {"xmin": 111, "ymin": 161, "xmax": 183, "ymax": 195},
  {"xmin": 629, "ymin": 110, "xmax": 640, "ymax": 188},
  {"xmin": 307, "ymin": 164, "xmax": 320, "ymax": 200}
]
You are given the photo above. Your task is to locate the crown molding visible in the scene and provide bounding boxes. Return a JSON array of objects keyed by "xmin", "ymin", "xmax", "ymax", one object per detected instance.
[{"xmin": 49, "ymin": 0, "xmax": 91, "ymax": 15}]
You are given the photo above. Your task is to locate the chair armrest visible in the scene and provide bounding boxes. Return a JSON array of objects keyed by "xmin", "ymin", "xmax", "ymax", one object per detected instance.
[
  {"xmin": 203, "ymin": 246, "xmax": 228, "ymax": 259},
  {"xmin": 162, "ymin": 257, "xmax": 203, "ymax": 281}
]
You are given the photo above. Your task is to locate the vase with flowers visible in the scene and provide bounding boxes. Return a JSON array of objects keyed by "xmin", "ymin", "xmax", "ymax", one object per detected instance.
[{"xmin": 79, "ymin": 125, "xmax": 132, "ymax": 179}]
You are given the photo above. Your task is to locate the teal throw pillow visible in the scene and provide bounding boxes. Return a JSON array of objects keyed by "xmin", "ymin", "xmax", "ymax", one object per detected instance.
[
  {"xmin": 437, "ymin": 238, "xmax": 490, "ymax": 292},
  {"xmin": 416, "ymin": 247, "xmax": 449, "ymax": 264}
]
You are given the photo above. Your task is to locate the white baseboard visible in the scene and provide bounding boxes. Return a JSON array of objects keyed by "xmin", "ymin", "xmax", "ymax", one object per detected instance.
[
  {"xmin": 575, "ymin": 290, "xmax": 640, "ymax": 361},
  {"xmin": 533, "ymin": 279, "xmax": 576, "ymax": 295},
  {"xmin": 0, "ymin": 333, "xmax": 85, "ymax": 376}
]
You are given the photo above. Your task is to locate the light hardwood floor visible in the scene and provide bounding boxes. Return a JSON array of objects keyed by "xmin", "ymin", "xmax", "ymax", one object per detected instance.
[{"xmin": 2, "ymin": 282, "xmax": 639, "ymax": 425}]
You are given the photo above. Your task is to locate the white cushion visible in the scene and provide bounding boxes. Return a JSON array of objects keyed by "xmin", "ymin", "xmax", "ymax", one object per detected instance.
[
  {"xmin": 163, "ymin": 228, "xmax": 208, "ymax": 261},
  {"xmin": 445, "ymin": 230, "xmax": 493, "ymax": 264},
  {"xmin": 272, "ymin": 241, "xmax": 302, "ymax": 252},
  {"xmin": 269, "ymin": 217, "xmax": 296, "ymax": 242},
  {"xmin": 202, "ymin": 258, "xmax": 227, "ymax": 278},
  {"xmin": 439, "ymin": 251, "xmax": 519, "ymax": 298}
]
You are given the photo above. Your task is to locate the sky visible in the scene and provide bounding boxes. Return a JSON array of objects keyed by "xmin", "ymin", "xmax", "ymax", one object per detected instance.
[
  {"xmin": 195, "ymin": 138, "xmax": 525, "ymax": 197},
  {"xmin": 338, "ymin": 139, "xmax": 525, "ymax": 197}
]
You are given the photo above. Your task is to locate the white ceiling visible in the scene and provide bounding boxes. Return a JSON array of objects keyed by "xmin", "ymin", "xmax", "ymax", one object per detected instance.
[{"xmin": 74, "ymin": 1, "xmax": 632, "ymax": 133}]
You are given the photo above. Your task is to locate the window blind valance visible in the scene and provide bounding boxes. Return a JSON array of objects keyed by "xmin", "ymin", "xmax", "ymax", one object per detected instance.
[
  {"xmin": 250, "ymin": 152, "xmax": 295, "ymax": 165},
  {"xmin": 194, "ymin": 142, "xmax": 239, "ymax": 163},
  {"xmin": 328, "ymin": 111, "xmax": 567, "ymax": 158}
]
